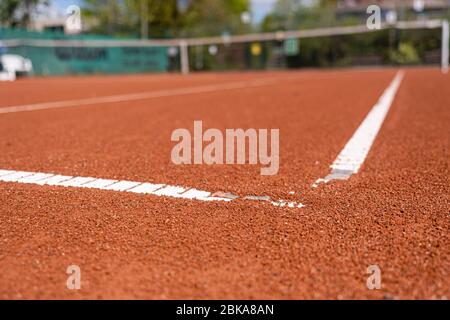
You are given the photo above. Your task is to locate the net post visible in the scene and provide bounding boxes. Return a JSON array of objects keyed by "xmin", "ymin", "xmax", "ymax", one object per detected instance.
[
  {"xmin": 442, "ymin": 19, "xmax": 449, "ymax": 74},
  {"xmin": 180, "ymin": 40, "xmax": 189, "ymax": 75}
]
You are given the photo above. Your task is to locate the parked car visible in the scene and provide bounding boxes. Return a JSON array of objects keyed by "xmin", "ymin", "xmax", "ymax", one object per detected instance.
[{"xmin": 0, "ymin": 54, "xmax": 33, "ymax": 81}]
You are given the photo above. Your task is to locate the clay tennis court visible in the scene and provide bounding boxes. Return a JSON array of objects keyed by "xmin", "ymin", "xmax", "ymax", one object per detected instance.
[{"xmin": 0, "ymin": 67, "xmax": 448, "ymax": 299}]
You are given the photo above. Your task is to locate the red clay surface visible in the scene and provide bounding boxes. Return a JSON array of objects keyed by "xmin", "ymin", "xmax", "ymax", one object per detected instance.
[{"xmin": 0, "ymin": 68, "xmax": 448, "ymax": 299}]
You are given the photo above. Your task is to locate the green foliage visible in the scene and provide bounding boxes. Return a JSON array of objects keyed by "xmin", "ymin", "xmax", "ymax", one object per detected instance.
[
  {"xmin": 182, "ymin": 0, "xmax": 251, "ymax": 37},
  {"xmin": 0, "ymin": 0, "xmax": 48, "ymax": 27},
  {"xmin": 260, "ymin": 0, "xmax": 444, "ymax": 68},
  {"xmin": 81, "ymin": 0, "xmax": 165, "ymax": 37},
  {"xmin": 261, "ymin": 0, "xmax": 341, "ymax": 32},
  {"xmin": 389, "ymin": 42, "xmax": 420, "ymax": 65},
  {"xmin": 80, "ymin": 0, "xmax": 251, "ymax": 38}
]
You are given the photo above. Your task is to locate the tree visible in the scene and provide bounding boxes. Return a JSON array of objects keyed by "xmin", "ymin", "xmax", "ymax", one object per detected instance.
[
  {"xmin": 82, "ymin": 0, "xmax": 128, "ymax": 36},
  {"xmin": 182, "ymin": 0, "xmax": 251, "ymax": 37},
  {"xmin": 80, "ymin": 0, "xmax": 251, "ymax": 38},
  {"xmin": 261, "ymin": 0, "xmax": 341, "ymax": 32},
  {"xmin": 0, "ymin": 0, "xmax": 48, "ymax": 28},
  {"xmin": 82, "ymin": 0, "xmax": 182, "ymax": 38}
]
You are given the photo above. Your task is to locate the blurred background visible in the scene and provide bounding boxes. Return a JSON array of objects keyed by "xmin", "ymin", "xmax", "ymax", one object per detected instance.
[{"xmin": 0, "ymin": 0, "xmax": 449, "ymax": 76}]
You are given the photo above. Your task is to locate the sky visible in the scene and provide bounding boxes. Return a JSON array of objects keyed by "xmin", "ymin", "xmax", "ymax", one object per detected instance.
[
  {"xmin": 251, "ymin": 0, "xmax": 277, "ymax": 23},
  {"xmin": 50, "ymin": 0, "xmax": 277, "ymax": 23}
]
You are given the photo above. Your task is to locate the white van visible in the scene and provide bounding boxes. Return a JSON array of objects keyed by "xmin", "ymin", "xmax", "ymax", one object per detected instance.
[{"xmin": 0, "ymin": 54, "xmax": 33, "ymax": 81}]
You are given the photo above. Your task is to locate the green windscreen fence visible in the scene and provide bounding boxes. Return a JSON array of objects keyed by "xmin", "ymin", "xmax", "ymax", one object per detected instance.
[
  {"xmin": 1, "ymin": 21, "xmax": 446, "ymax": 75},
  {"xmin": 0, "ymin": 28, "xmax": 168, "ymax": 76}
]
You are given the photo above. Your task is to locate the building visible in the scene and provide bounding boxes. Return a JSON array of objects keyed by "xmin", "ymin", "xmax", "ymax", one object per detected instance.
[{"xmin": 336, "ymin": 0, "xmax": 450, "ymax": 21}]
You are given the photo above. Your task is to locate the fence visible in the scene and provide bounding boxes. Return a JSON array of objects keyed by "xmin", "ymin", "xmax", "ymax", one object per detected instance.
[{"xmin": 1, "ymin": 19, "xmax": 448, "ymax": 76}]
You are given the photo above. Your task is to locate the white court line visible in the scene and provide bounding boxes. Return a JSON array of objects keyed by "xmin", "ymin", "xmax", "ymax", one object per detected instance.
[
  {"xmin": 313, "ymin": 70, "xmax": 404, "ymax": 187},
  {"xmin": 0, "ymin": 78, "xmax": 280, "ymax": 115},
  {"xmin": 0, "ymin": 169, "xmax": 304, "ymax": 208}
]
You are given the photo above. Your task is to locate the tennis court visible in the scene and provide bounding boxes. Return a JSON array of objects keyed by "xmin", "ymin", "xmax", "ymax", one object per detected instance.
[{"xmin": 0, "ymin": 67, "xmax": 448, "ymax": 299}]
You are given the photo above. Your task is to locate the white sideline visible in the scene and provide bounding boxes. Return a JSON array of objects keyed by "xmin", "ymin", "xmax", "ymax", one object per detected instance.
[
  {"xmin": 313, "ymin": 70, "xmax": 404, "ymax": 187},
  {"xmin": 0, "ymin": 169, "xmax": 304, "ymax": 208},
  {"xmin": 0, "ymin": 78, "xmax": 279, "ymax": 114}
]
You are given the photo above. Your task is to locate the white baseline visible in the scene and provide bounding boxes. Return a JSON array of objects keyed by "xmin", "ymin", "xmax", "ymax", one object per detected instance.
[
  {"xmin": 313, "ymin": 70, "xmax": 404, "ymax": 186},
  {"xmin": 0, "ymin": 78, "xmax": 281, "ymax": 114},
  {"xmin": 0, "ymin": 169, "xmax": 304, "ymax": 208}
]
